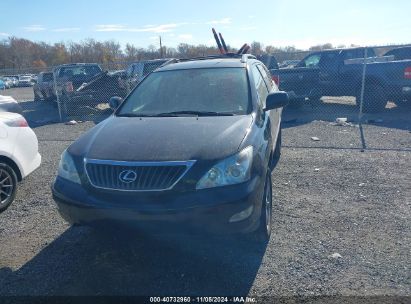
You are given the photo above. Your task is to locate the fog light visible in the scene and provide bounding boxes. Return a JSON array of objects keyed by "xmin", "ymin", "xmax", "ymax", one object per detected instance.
[{"xmin": 229, "ymin": 205, "xmax": 254, "ymax": 223}]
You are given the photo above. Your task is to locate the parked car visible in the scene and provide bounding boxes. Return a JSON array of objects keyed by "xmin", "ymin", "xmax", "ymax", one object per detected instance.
[
  {"xmin": 1, "ymin": 77, "xmax": 13, "ymax": 89},
  {"xmin": 384, "ymin": 46, "xmax": 411, "ymax": 61},
  {"xmin": 0, "ymin": 79, "xmax": 5, "ymax": 90},
  {"xmin": 33, "ymin": 72, "xmax": 55, "ymax": 101},
  {"xmin": 271, "ymin": 47, "xmax": 411, "ymax": 112},
  {"xmin": 54, "ymin": 63, "xmax": 103, "ymax": 93},
  {"xmin": 17, "ymin": 75, "xmax": 34, "ymax": 87},
  {"xmin": 3, "ymin": 76, "xmax": 19, "ymax": 87},
  {"xmin": 0, "ymin": 112, "xmax": 41, "ymax": 213},
  {"xmin": 53, "ymin": 63, "xmax": 104, "ymax": 114},
  {"xmin": 0, "ymin": 95, "xmax": 23, "ymax": 114},
  {"xmin": 52, "ymin": 54, "xmax": 289, "ymax": 242},
  {"xmin": 125, "ymin": 58, "xmax": 174, "ymax": 93}
]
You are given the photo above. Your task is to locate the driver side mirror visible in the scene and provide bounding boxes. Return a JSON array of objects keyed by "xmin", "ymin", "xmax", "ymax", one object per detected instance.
[
  {"xmin": 109, "ymin": 96, "xmax": 123, "ymax": 110},
  {"xmin": 264, "ymin": 91, "xmax": 289, "ymax": 111}
]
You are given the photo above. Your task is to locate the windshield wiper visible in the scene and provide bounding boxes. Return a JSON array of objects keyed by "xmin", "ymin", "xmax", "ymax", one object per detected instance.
[
  {"xmin": 117, "ymin": 111, "xmax": 236, "ymax": 117},
  {"xmin": 116, "ymin": 113, "xmax": 169, "ymax": 117},
  {"xmin": 155, "ymin": 111, "xmax": 236, "ymax": 116}
]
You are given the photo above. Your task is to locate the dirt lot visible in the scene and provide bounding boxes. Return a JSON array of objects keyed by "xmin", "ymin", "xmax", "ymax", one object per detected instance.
[{"xmin": 0, "ymin": 88, "xmax": 410, "ymax": 301}]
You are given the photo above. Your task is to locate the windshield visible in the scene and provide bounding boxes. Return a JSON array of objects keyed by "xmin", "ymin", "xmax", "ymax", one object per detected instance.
[{"xmin": 118, "ymin": 68, "xmax": 251, "ymax": 116}]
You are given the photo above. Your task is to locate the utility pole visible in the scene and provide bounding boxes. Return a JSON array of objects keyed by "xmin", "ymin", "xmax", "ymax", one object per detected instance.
[{"xmin": 159, "ymin": 36, "xmax": 163, "ymax": 58}]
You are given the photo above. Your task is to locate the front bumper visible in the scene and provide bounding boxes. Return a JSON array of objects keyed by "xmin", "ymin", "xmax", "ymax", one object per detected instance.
[{"xmin": 52, "ymin": 176, "xmax": 265, "ymax": 234}]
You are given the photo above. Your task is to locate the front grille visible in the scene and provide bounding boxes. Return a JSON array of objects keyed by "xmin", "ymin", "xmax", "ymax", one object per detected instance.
[{"xmin": 85, "ymin": 159, "xmax": 195, "ymax": 191}]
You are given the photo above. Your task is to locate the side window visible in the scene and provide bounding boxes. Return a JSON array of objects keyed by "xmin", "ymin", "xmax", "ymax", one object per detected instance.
[
  {"xmin": 319, "ymin": 52, "xmax": 339, "ymax": 67},
  {"xmin": 343, "ymin": 50, "xmax": 357, "ymax": 60},
  {"xmin": 257, "ymin": 64, "xmax": 273, "ymax": 92},
  {"xmin": 301, "ymin": 54, "xmax": 321, "ymax": 68},
  {"xmin": 251, "ymin": 65, "xmax": 269, "ymax": 108}
]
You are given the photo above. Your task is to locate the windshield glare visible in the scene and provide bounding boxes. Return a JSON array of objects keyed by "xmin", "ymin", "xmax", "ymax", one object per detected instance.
[{"xmin": 118, "ymin": 68, "xmax": 251, "ymax": 116}]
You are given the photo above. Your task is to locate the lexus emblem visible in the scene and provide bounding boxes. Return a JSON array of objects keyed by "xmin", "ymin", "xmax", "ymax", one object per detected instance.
[{"xmin": 119, "ymin": 170, "xmax": 137, "ymax": 183}]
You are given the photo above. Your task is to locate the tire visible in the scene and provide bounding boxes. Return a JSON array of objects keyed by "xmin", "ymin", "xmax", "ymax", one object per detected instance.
[
  {"xmin": 250, "ymin": 173, "xmax": 273, "ymax": 243},
  {"xmin": 0, "ymin": 163, "xmax": 18, "ymax": 213},
  {"xmin": 34, "ymin": 91, "xmax": 41, "ymax": 102},
  {"xmin": 359, "ymin": 84, "xmax": 387, "ymax": 113}
]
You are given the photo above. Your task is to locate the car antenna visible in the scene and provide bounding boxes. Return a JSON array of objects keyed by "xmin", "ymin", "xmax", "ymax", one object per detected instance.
[
  {"xmin": 212, "ymin": 28, "xmax": 225, "ymax": 54},
  {"xmin": 219, "ymin": 32, "xmax": 229, "ymax": 53}
]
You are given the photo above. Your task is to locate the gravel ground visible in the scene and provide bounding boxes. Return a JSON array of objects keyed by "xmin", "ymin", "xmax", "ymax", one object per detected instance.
[{"xmin": 0, "ymin": 115, "xmax": 409, "ymax": 301}]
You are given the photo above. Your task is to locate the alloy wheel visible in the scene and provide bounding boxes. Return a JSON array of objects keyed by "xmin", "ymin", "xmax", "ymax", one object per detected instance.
[{"xmin": 0, "ymin": 169, "xmax": 14, "ymax": 206}]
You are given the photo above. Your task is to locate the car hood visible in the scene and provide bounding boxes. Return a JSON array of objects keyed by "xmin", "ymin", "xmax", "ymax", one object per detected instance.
[{"xmin": 69, "ymin": 115, "xmax": 253, "ymax": 161}]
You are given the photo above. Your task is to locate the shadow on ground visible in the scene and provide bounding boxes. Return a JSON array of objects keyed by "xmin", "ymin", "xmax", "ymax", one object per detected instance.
[
  {"xmin": 0, "ymin": 226, "xmax": 267, "ymax": 296},
  {"xmin": 19, "ymin": 100, "xmax": 112, "ymax": 128}
]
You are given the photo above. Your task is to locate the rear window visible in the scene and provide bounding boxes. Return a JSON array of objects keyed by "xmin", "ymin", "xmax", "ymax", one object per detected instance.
[
  {"xmin": 58, "ymin": 65, "xmax": 101, "ymax": 77},
  {"xmin": 119, "ymin": 68, "xmax": 251, "ymax": 116},
  {"xmin": 385, "ymin": 48, "xmax": 411, "ymax": 60}
]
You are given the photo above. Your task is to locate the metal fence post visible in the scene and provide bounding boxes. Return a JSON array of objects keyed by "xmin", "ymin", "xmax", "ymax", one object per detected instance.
[
  {"xmin": 53, "ymin": 69, "xmax": 63, "ymax": 122},
  {"xmin": 358, "ymin": 48, "xmax": 368, "ymax": 122}
]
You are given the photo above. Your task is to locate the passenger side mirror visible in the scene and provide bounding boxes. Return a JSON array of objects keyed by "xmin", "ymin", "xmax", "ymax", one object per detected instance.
[
  {"xmin": 109, "ymin": 96, "xmax": 123, "ymax": 110},
  {"xmin": 264, "ymin": 91, "xmax": 289, "ymax": 111}
]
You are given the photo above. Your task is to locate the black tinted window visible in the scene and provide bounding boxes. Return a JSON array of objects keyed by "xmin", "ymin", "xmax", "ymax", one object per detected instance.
[
  {"xmin": 59, "ymin": 66, "xmax": 101, "ymax": 77},
  {"xmin": 320, "ymin": 52, "xmax": 339, "ymax": 66}
]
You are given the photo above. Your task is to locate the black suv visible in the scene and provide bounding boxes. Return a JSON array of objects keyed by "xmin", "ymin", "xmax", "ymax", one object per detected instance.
[{"xmin": 52, "ymin": 54, "xmax": 288, "ymax": 242}]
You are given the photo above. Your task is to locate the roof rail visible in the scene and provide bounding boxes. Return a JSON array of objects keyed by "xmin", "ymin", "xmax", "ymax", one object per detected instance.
[{"xmin": 241, "ymin": 54, "xmax": 257, "ymax": 63}]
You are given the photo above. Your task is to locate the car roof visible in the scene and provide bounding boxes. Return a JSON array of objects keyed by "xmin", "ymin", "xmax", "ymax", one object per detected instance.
[
  {"xmin": 156, "ymin": 58, "xmax": 248, "ymax": 72},
  {"xmin": 55, "ymin": 63, "xmax": 101, "ymax": 69}
]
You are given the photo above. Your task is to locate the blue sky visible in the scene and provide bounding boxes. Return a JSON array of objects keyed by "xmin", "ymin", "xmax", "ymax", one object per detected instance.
[{"xmin": 1, "ymin": 0, "xmax": 410, "ymax": 50}]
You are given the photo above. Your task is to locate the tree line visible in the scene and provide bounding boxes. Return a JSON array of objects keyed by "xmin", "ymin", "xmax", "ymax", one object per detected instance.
[{"xmin": 0, "ymin": 36, "xmax": 358, "ymax": 71}]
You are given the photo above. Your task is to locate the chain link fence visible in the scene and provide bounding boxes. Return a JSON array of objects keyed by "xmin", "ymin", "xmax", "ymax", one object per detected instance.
[{"xmin": 1, "ymin": 43, "xmax": 410, "ymax": 151}]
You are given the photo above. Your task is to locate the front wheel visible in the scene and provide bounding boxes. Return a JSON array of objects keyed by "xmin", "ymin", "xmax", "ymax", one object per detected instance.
[
  {"xmin": 358, "ymin": 84, "xmax": 387, "ymax": 113},
  {"xmin": 0, "ymin": 163, "xmax": 18, "ymax": 213},
  {"xmin": 34, "ymin": 91, "xmax": 41, "ymax": 102},
  {"xmin": 250, "ymin": 173, "xmax": 273, "ymax": 243}
]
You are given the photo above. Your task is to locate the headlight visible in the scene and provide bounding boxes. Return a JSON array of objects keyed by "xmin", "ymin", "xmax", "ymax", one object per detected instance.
[
  {"xmin": 57, "ymin": 150, "xmax": 81, "ymax": 184},
  {"xmin": 196, "ymin": 146, "xmax": 253, "ymax": 189}
]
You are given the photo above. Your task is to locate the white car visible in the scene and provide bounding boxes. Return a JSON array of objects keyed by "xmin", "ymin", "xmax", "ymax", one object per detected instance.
[{"xmin": 0, "ymin": 112, "xmax": 41, "ymax": 212}]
